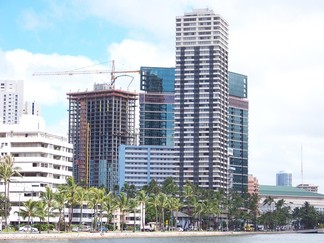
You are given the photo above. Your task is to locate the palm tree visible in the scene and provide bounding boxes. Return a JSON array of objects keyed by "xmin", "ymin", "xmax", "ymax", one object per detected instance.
[
  {"xmin": 116, "ymin": 192, "xmax": 129, "ymax": 231},
  {"xmin": 136, "ymin": 190, "xmax": 148, "ymax": 231},
  {"xmin": 102, "ymin": 192, "xmax": 118, "ymax": 230},
  {"xmin": 75, "ymin": 186, "xmax": 88, "ymax": 226},
  {"xmin": 87, "ymin": 187, "xmax": 105, "ymax": 231},
  {"xmin": 36, "ymin": 200, "xmax": 46, "ymax": 225},
  {"xmin": 191, "ymin": 197, "xmax": 204, "ymax": 230},
  {"xmin": 168, "ymin": 197, "xmax": 182, "ymax": 230},
  {"xmin": 59, "ymin": 177, "xmax": 78, "ymax": 231},
  {"xmin": 147, "ymin": 193, "xmax": 160, "ymax": 229},
  {"xmin": 157, "ymin": 193, "xmax": 168, "ymax": 230},
  {"xmin": 143, "ymin": 179, "xmax": 160, "ymax": 195},
  {"xmin": 0, "ymin": 155, "xmax": 21, "ymax": 230},
  {"xmin": 40, "ymin": 186, "xmax": 56, "ymax": 233},
  {"xmin": 161, "ymin": 177, "xmax": 178, "ymax": 197},
  {"xmin": 182, "ymin": 182, "xmax": 195, "ymax": 215},
  {"xmin": 53, "ymin": 190, "xmax": 67, "ymax": 231},
  {"xmin": 263, "ymin": 196, "xmax": 274, "ymax": 212},
  {"xmin": 128, "ymin": 198, "xmax": 139, "ymax": 231},
  {"xmin": 18, "ymin": 199, "xmax": 40, "ymax": 230}
]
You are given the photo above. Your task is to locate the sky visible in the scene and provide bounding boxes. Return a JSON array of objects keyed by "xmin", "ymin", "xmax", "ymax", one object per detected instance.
[{"xmin": 1, "ymin": 0, "xmax": 324, "ymax": 193}]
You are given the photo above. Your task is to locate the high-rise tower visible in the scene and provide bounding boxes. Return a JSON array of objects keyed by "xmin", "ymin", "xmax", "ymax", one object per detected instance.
[
  {"xmin": 174, "ymin": 9, "xmax": 229, "ymax": 190},
  {"xmin": 0, "ymin": 80, "xmax": 24, "ymax": 124},
  {"xmin": 276, "ymin": 170, "xmax": 292, "ymax": 186},
  {"xmin": 67, "ymin": 84, "xmax": 137, "ymax": 190},
  {"xmin": 228, "ymin": 71, "xmax": 249, "ymax": 192}
]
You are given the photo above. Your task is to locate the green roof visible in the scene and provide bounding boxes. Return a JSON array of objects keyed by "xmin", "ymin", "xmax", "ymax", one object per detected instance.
[{"xmin": 259, "ymin": 185, "xmax": 324, "ymax": 198}]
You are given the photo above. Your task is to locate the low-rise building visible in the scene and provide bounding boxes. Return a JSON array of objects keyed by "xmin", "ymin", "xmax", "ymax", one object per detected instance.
[
  {"xmin": 0, "ymin": 115, "xmax": 73, "ymax": 225},
  {"xmin": 259, "ymin": 185, "xmax": 324, "ymax": 213},
  {"xmin": 296, "ymin": 183, "xmax": 319, "ymax": 193}
]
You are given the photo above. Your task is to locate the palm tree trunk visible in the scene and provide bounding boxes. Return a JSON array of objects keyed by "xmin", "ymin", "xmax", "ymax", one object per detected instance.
[
  {"xmin": 133, "ymin": 208, "xmax": 136, "ymax": 232},
  {"xmin": 47, "ymin": 208, "xmax": 50, "ymax": 233},
  {"xmin": 155, "ymin": 206, "xmax": 158, "ymax": 230},
  {"xmin": 162, "ymin": 208, "xmax": 165, "ymax": 230},
  {"xmin": 4, "ymin": 181, "xmax": 8, "ymax": 231},
  {"xmin": 141, "ymin": 203, "xmax": 144, "ymax": 231},
  {"xmin": 79, "ymin": 206, "xmax": 83, "ymax": 226}
]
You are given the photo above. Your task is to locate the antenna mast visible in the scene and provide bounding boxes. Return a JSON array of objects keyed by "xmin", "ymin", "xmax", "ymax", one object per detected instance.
[{"xmin": 301, "ymin": 143, "xmax": 303, "ymax": 186}]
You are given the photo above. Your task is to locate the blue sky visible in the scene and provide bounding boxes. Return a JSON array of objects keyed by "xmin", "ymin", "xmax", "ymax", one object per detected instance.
[
  {"xmin": 1, "ymin": 0, "xmax": 324, "ymax": 192},
  {"xmin": 0, "ymin": 1, "xmax": 128, "ymax": 60}
]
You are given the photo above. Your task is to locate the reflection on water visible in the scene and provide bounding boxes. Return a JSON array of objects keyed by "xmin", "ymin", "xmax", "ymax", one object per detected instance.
[{"xmin": 4, "ymin": 233, "xmax": 324, "ymax": 243}]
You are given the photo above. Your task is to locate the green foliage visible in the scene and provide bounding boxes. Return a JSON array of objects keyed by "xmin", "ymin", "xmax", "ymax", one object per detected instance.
[
  {"xmin": 33, "ymin": 223, "xmax": 55, "ymax": 231},
  {"xmin": 293, "ymin": 201, "xmax": 319, "ymax": 229}
]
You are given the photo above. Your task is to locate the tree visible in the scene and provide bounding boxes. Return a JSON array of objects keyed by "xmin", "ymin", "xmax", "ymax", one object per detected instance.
[
  {"xmin": 227, "ymin": 190, "xmax": 246, "ymax": 230},
  {"xmin": 116, "ymin": 192, "xmax": 129, "ymax": 231},
  {"xmin": 0, "ymin": 155, "xmax": 21, "ymax": 230},
  {"xmin": 128, "ymin": 198, "xmax": 139, "ymax": 231},
  {"xmin": 40, "ymin": 186, "xmax": 56, "ymax": 233},
  {"xmin": 75, "ymin": 186, "xmax": 88, "ymax": 226},
  {"xmin": 161, "ymin": 177, "xmax": 178, "ymax": 197},
  {"xmin": 87, "ymin": 187, "xmax": 105, "ymax": 230},
  {"xmin": 263, "ymin": 196, "xmax": 274, "ymax": 212},
  {"xmin": 168, "ymin": 197, "xmax": 182, "ymax": 230},
  {"xmin": 248, "ymin": 193, "xmax": 260, "ymax": 230},
  {"xmin": 102, "ymin": 192, "xmax": 118, "ymax": 230},
  {"xmin": 18, "ymin": 199, "xmax": 40, "ymax": 229},
  {"xmin": 121, "ymin": 183, "xmax": 137, "ymax": 199},
  {"xmin": 59, "ymin": 177, "xmax": 78, "ymax": 231},
  {"xmin": 53, "ymin": 190, "xmax": 67, "ymax": 231},
  {"xmin": 294, "ymin": 201, "xmax": 318, "ymax": 229},
  {"xmin": 157, "ymin": 193, "xmax": 168, "ymax": 230},
  {"xmin": 147, "ymin": 193, "xmax": 160, "ymax": 228},
  {"xmin": 143, "ymin": 179, "xmax": 160, "ymax": 195},
  {"xmin": 136, "ymin": 190, "xmax": 148, "ymax": 231}
]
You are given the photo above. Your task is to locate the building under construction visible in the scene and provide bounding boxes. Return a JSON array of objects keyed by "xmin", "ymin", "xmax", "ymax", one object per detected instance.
[{"xmin": 67, "ymin": 83, "xmax": 137, "ymax": 190}]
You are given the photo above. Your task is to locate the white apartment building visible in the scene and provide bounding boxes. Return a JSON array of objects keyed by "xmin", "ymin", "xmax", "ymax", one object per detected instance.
[
  {"xmin": 0, "ymin": 115, "xmax": 73, "ymax": 224},
  {"xmin": 174, "ymin": 9, "xmax": 229, "ymax": 190},
  {"xmin": 118, "ymin": 145, "xmax": 175, "ymax": 190},
  {"xmin": 0, "ymin": 80, "xmax": 24, "ymax": 124}
]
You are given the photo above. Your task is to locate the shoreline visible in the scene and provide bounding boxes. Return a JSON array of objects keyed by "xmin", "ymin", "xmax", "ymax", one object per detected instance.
[
  {"xmin": 0, "ymin": 230, "xmax": 301, "ymax": 241},
  {"xmin": 0, "ymin": 231, "xmax": 257, "ymax": 240}
]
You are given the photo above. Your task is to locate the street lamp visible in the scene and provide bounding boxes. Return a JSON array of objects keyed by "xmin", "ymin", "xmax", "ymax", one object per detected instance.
[{"xmin": 18, "ymin": 193, "xmax": 21, "ymax": 230}]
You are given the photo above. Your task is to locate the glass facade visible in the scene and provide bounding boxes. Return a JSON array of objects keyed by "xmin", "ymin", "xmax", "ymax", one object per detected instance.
[
  {"xmin": 228, "ymin": 71, "xmax": 249, "ymax": 192},
  {"xmin": 229, "ymin": 71, "xmax": 247, "ymax": 98},
  {"xmin": 139, "ymin": 67, "xmax": 175, "ymax": 146},
  {"xmin": 140, "ymin": 67, "xmax": 174, "ymax": 92}
]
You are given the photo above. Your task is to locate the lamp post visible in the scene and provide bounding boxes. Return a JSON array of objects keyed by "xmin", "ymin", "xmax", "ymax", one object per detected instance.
[{"xmin": 18, "ymin": 193, "xmax": 21, "ymax": 230}]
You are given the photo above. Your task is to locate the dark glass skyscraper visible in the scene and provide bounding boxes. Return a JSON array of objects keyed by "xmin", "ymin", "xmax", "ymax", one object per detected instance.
[
  {"xmin": 139, "ymin": 67, "xmax": 175, "ymax": 146},
  {"xmin": 228, "ymin": 71, "xmax": 249, "ymax": 192},
  {"xmin": 175, "ymin": 9, "xmax": 229, "ymax": 190}
]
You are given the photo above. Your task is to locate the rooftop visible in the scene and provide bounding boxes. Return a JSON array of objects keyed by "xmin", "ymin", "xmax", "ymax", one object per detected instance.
[{"xmin": 259, "ymin": 185, "xmax": 324, "ymax": 198}]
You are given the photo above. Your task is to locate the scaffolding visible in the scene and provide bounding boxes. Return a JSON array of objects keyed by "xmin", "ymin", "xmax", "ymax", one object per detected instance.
[{"xmin": 67, "ymin": 86, "xmax": 137, "ymax": 190}]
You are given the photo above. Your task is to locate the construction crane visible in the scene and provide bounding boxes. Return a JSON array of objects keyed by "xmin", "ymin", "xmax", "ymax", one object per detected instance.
[{"xmin": 33, "ymin": 60, "xmax": 140, "ymax": 88}]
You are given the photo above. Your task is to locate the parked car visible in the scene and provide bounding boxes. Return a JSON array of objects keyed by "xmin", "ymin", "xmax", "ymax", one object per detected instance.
[
  {"xmin": 80, "ymin": 225, "xmax": 91, "ymax": 232},
  {"xmin": 71, "ymin": 226, "xmax": 79, "ymax": 232},
  {"xmin": 143, "ymin": 225, "xmax": 154, "ymax": 232},
  {"xmin": 19, "ymin": 225, "xmax": 39, "ymax": 233}
]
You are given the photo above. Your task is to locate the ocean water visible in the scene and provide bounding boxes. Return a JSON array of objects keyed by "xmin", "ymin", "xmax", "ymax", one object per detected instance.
[{"xmin": 3, "ymin": 233, "xmax": 324, "ymax": 243}]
